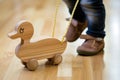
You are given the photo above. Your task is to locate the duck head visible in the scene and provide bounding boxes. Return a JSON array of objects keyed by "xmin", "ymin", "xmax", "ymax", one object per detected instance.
[{"xmin": 8, "ymin": 20, "xmax": 34, "ymax": 40}]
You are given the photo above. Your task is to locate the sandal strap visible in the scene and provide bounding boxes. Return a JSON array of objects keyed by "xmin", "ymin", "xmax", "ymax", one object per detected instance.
[{"xmin": 80, "ymin": 35, "xmax": 103, "ymax": 41}]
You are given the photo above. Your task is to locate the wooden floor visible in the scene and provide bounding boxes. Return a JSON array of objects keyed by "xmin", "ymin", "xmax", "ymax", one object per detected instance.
[{"xmin": 0, "ymin": 0, "xmax": 120, "ymax": 80}]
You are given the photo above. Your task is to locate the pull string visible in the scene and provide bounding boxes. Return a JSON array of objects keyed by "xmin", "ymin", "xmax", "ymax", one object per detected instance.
[
  {"xmin": 61, "ymin": 0, "xmax": 79, "ymax": 42},
  {"xmin": 52, "ymin": 0, "xmax": 79, "ymax": 42},
  {"xmin": 52, "ymin": 0, "xmax": 62, "ymax": 37}
]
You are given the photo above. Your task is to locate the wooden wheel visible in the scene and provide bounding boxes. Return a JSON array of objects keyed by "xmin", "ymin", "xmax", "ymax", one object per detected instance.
[
  {"xmin": 26, "ymin": 59, "xmax": 38, "ymax": 71},
  {"xmin": 52, "ymin": 54, "xmax": 62, "ymax": 65},
  {"xmin": 47, "ymin": 55, "xmax": 62, "ymax": 65}
]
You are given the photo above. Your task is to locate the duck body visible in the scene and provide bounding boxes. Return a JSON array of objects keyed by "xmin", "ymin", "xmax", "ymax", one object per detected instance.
[{"xmin": 16, "ymin": 38, "xmax": 67, "ymax": 62}]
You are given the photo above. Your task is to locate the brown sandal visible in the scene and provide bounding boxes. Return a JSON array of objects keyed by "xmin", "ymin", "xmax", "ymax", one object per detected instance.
[{"xmin": 77, "ymin": 35, "xmax": 104, "ymax": 56}]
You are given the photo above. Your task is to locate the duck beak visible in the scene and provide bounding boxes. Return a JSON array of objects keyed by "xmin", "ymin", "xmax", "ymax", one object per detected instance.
[{"xmin": 8, "ymin": 31, "xmax": 19, "ymax": 39}]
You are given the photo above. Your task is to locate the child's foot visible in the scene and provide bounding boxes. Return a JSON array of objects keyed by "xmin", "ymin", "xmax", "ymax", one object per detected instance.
[
  {"xmin": 77, "ymin": 35, "xmax": 104, "ymax": 56},
  {"xmin": 66, "ymin": 19, "xmax": 87, "ymax": 42}
]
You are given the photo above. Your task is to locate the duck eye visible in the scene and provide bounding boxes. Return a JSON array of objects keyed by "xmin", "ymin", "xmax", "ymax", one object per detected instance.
[{"xmin": 20, "ymin": 28, "xmax": 24, "ymax": 33}]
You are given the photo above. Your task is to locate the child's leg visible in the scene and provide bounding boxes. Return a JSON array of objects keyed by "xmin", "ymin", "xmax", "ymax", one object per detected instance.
[
  {"xmin": 80, "ymin": 0, "xmax": 106, "ymax": 38},
  {"xmin": 63, "ymin": 0, "xmax": 86, "ymax": 22},
  {"xmin": 77, "ymin": 0, "xmax": 106, "ymax": 56}
]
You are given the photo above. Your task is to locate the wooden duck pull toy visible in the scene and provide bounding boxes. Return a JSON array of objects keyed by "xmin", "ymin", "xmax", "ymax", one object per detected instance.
[{"xmin": 8, "ymin": 20, "xmax": 67, "ymax": 71}]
